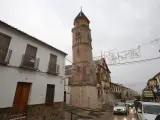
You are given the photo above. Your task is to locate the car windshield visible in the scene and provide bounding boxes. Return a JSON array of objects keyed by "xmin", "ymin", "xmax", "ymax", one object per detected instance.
[
  {"xmin": 116, "ymin": 103, "xmax": 125, "ymax": 107},
  {"xmin": 143, "ymin": 104, "xmax": 160, "ymax": 115}
]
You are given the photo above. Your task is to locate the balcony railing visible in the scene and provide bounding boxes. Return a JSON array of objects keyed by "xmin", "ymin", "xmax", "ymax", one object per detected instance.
[
  {"xmin": 20, "ymin": 54, "xmax": 40, "ymax": 70},
  {"xmin": 0, "ymin": 48, "xmax": 12, "ymax": 64},
  {"xmin": 47, "ymin": 62, "xmax": 60, "ymax": 75}
]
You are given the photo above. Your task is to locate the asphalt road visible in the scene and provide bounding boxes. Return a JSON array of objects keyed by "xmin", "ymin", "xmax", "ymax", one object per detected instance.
[
  {"xmin": 100, "ymin": 107, "xmax": 137, "ymax": 120},
  {"xmin": 63, "ymin": 106, "xmax": 137, "ymax": 120}
]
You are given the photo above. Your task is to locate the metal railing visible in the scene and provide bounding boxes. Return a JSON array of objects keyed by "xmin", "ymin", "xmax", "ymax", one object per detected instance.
[
  {"xmin": 47, "ymin": 62, "xmax": 60, "ymax": 75},
  {"xmin": 0, "ymin": 48, "xmax": 12, "ymax": 64},
  {"xmin": 20, "ymin": 54, "xmax": 40, "ymax": 70}
]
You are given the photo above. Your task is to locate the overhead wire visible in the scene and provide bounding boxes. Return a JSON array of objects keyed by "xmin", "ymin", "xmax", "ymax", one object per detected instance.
[{"xmin": 65, "ymin": 37, "xmax": 160, "ymax": 67}]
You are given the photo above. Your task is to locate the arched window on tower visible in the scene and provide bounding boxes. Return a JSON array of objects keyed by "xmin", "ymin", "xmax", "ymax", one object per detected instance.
[
  {"xmin": 87, "ymin": 34, "xmax": 90, "ymax": 42},
  {"xmin": 76, "ymin": 47, "xmax": 80, "ymax": 56},
  {"xmin": 88, "ymin": 33, "xmax": 91, "ymax": 44},
  {"xmin": 76, "ymin": 32, "xmax": 81, "ymax": 43}
]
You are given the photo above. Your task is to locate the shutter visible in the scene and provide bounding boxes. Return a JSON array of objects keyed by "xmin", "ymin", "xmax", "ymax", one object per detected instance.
[
  {"xmin": 25, "ymin": 44, "xmax": 37, "ymax": 57},
  {"xmin": 45, "ymin": 84, "xmax": 55, "ymax": 105},
  {"xmin": 0, "ymin": 32, "xmax": 11, "ymax": 49},
  {"xmin": 0, "ymin": 33, "xmax": 11, "ymax": 61},
  {"xmin": 50, "ymin": 54, "xmax": 57, "ymax": 63},
  {"xmin": 49, "ymin": 54, "xmax": 57, "ymax": 73}
]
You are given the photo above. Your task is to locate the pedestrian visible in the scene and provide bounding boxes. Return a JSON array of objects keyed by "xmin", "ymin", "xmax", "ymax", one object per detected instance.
[{"xmin": 134, "ymin": 100, "xmax": 139, "ymax": 112}]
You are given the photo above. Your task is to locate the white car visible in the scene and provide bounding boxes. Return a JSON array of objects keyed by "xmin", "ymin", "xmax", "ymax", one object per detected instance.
[
  {"xmin": 113, "ymin": 102, "xmax": 129, "ymax": 115},
  {"xmin": 126, "ymin": 100, "xmax": 134, "ymax": 108},
  {"xmin": 137, "ymin": 102, "xmax": 160, "ymax": 120}
]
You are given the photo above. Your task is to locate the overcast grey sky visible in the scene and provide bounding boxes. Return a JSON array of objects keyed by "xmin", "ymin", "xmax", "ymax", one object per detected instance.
[{"xmin": 0, "ymin": 0, "xmax": 160, "ymax": 92}]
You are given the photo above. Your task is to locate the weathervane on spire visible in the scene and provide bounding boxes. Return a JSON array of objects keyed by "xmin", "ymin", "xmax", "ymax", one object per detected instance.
[{"xmin": 81, "ymin": 6, "xmax": 82, "ymax": 12}]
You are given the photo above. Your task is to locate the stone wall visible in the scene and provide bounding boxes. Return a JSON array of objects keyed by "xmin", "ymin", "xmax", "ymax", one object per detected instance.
[
  {"xmin": 27, "ymin": 102, "xmax": 63, "ymax": 120},
  {"xmin": 0, "ymin": 107, "xmax": 11, "ymax": 120},
  {"xmin": 70, "ymin": 85, "xmax": 102, "ymax": 109},
  {"xmin": 0, "ymin": 102, "xmax": 64, "ymax": 120}
]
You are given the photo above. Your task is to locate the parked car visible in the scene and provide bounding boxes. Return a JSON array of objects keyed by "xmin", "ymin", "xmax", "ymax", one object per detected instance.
[
  {"xmin": 113, "ymin": 102, "xmax": 129, "ymax": 115},
  {"xmin": 137, "ymin": 102, "xmax": 160, "ymax": 120},
  {"xmin": 155, "ymin": 113, "xmax": 160, "ymax": 120},
  {"xmin": 126, "ymin": 101, "xmax": 134, "ymax": 108}
]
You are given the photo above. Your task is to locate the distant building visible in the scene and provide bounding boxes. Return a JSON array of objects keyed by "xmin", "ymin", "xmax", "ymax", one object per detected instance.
[
  {"xmin": 64, "ymin": 65, "xmax": 72, "ymax": 104},
  {"xmin": 110, "ymin": 82, "xmax": 138, "ymax": 102},
  {"xmin": 142, "ymin": 72, "xmax": 160, "ymax": 101},
  {"xmin": 152, "ymin": 72, "xmax": 160, "ymax": 88},
  {"xmin": 94, "ymin": 58, "xmax": 111, "ymax": 105},
  {"xmin": 65, "ymin": 57, "xmax": 112, "ymax": 108},
  {"xmin": 0, "ymin": 20, "xmax": 67, "ymax": 119}
]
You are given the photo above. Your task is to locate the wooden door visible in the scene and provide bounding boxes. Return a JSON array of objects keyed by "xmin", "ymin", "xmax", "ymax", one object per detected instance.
[
  {"xmin": 0, "ymin": 32, "xmax": 11, "ymax": 61},
  {"xmin": 45, "ymin": 84, "xmax": 55, "ymax": 105},
  {"xmin": 12, "ymin": 82, "xmax": 31, "ymax": 114}
]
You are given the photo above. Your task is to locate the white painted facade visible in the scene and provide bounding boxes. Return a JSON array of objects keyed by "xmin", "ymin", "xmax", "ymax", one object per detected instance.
[
  {"xmin": 0, "ymin": 22, "xmax": 67, "ymax": 108},
  {"xmin": 64, "ymin": 77, "xmax": 71, "ymax": 104}
]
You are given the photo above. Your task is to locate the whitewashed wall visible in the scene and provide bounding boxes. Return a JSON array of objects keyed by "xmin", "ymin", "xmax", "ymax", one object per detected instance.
[
  {"xmin": 64, "ymin": 77, "xmax": 70, "ymax": 104},
  {"xmin": 0, "ymin": 23, "xmax": 66, "ymax": 77},
  {"xmin": 0, "ymin": 66, "xmax": 64, "ymax": 108},
  {"xmin": 0, "ymin": 23, "xmax": 66, "ymax": 108}
]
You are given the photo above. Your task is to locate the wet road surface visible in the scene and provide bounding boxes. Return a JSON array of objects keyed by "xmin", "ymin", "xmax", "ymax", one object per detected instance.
[
  {"xmin": 63, "ymin": 106, "xmax": 137, "ymax": 120},
  {"xmin": 100, "ymin": 107, "xmax": 137, "ymax": 120}
]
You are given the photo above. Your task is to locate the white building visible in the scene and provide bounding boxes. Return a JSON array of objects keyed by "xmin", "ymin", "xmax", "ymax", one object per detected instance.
[
  {"xmin": 64, "ymin": 65, "xmax": 72, "ymax": 105},
  {"xmin": 154, "ymin": 72, "xmax": 160, "ymax": 88},
  {"xmin": 0, "ymin": 20, "xmax": 67, "ymax": 119}
]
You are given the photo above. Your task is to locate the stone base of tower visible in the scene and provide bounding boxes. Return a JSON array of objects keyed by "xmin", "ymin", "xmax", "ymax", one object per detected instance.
[{"xmin": 70, "ymin": 85, "xmax": 102, "ymax": 109}]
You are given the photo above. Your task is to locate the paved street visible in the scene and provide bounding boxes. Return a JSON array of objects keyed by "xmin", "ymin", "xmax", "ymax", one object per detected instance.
[
  {"xmin": 98, "ymin": 108, "xmax": 137, "ymax": 120},
  {"xmin": 63, "ymin": 106, "xmax": 137, "ymax": 120}
]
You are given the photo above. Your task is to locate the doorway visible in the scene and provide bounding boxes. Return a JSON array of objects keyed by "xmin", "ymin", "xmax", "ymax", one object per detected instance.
[
  {"xmin": 45, "ymin": 84, "xmax": 55, "ymax": 105},
  {"xmin": 12, "ymin": 82, "xmax": 31, "ymax": 114}
]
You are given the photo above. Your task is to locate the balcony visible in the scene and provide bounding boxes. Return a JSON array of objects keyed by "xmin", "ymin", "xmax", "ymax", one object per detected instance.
[
  {"xmin": 20, "ymin": 54, "xmax": 40, "ymax": 70},
  {"xmin": 0, "ymin": 48, "xmax": 12, "ymax": 65},
  {"xmin": 47, "ymin": 62, "xmax": 60, "ymax": 75}
]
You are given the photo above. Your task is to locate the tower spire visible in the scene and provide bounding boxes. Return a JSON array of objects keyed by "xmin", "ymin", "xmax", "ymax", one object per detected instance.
[
  {"xmin": 81, "ymin": 6, "xmax": 82, "ymax": 12},
  {"xmin": 74, "ymin": 7, "xmax": 90, "ymax": 25}
]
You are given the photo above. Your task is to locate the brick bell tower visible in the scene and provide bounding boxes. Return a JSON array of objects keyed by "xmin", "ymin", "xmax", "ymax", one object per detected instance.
[
  {"xmin": 71, "ymin": 9, "xmax": 95, "ymax": 84},
  {"xmin": 70, "ymin": 9, "xmax": 101, "ymax": 109}
]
